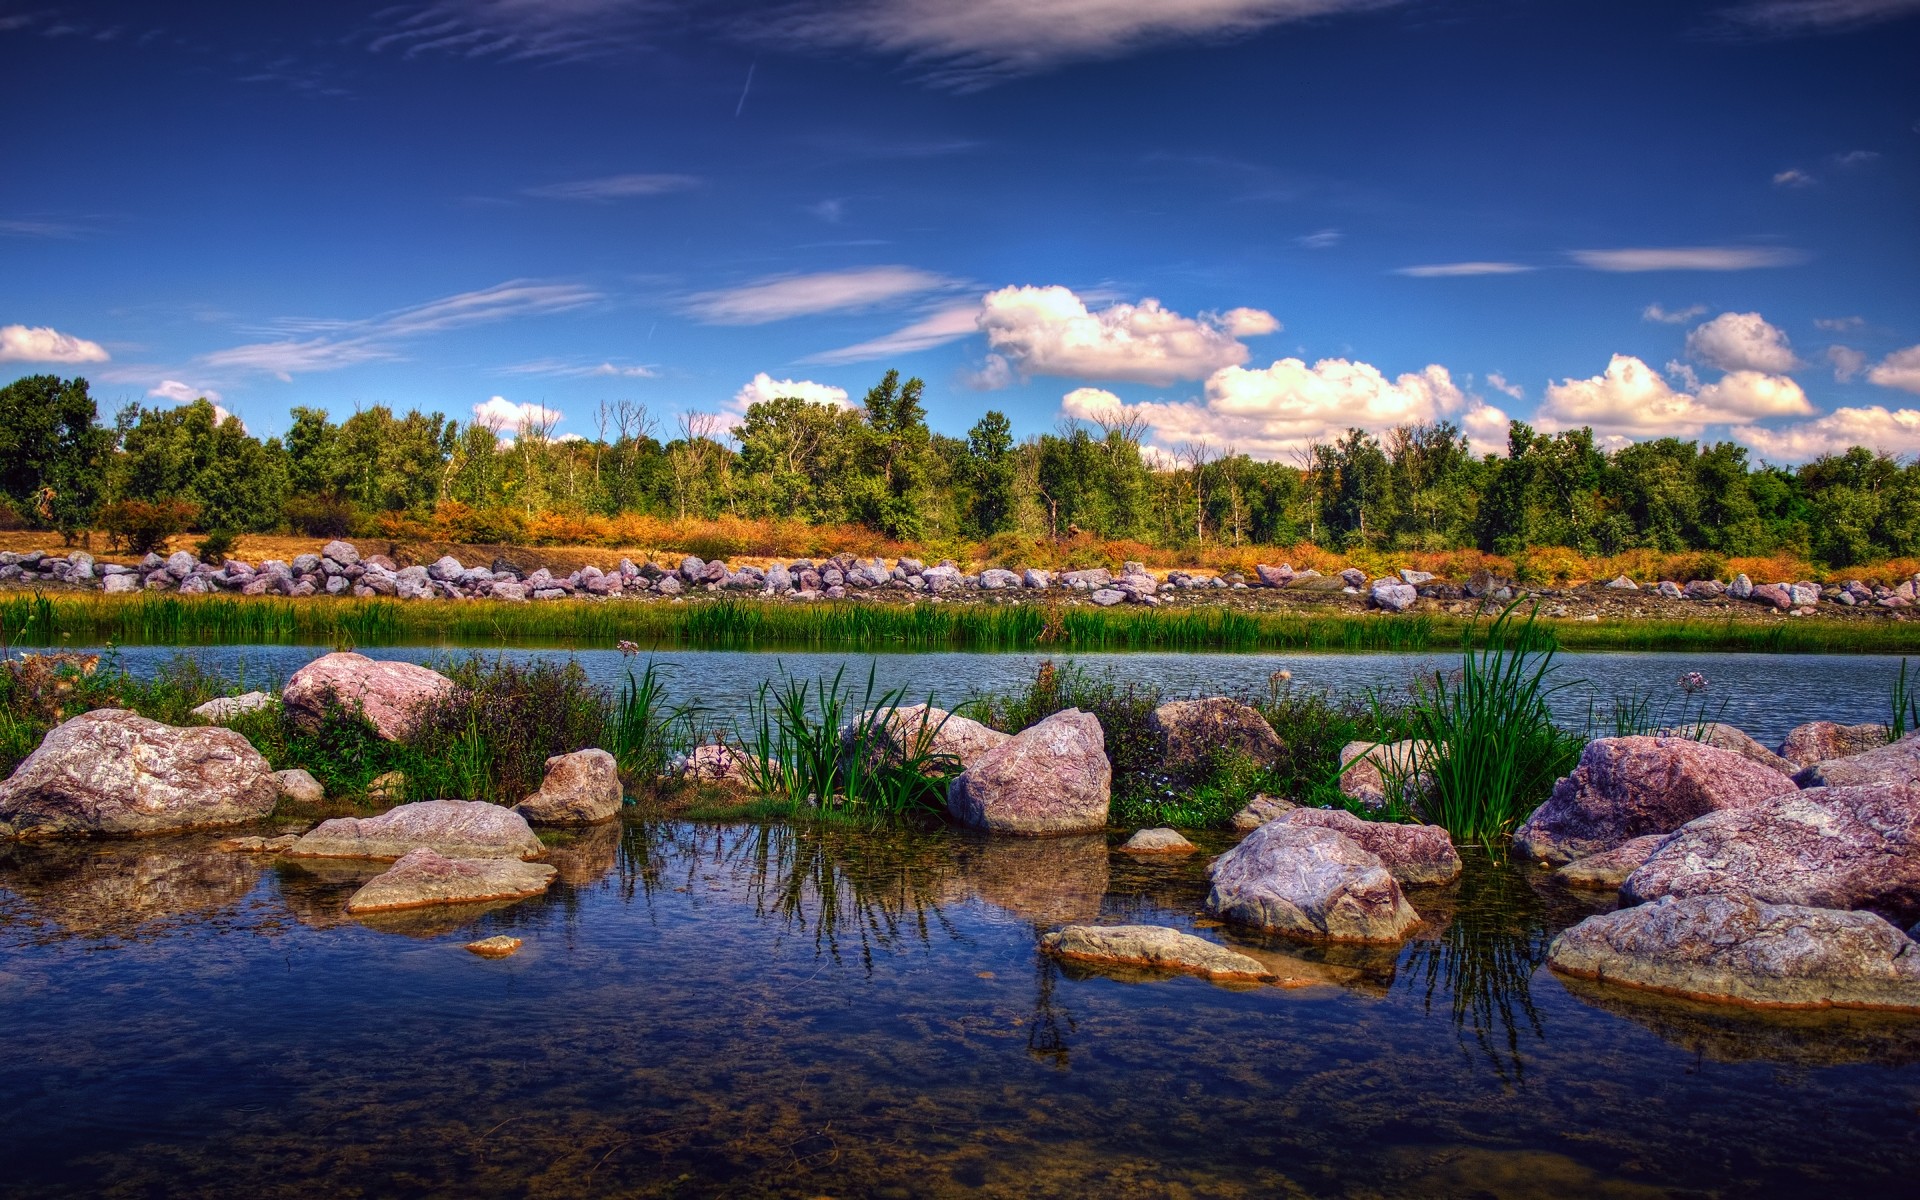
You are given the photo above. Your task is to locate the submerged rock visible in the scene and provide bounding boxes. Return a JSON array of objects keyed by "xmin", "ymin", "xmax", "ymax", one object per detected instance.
[
  {"xmin": 0, "ymin": 709, "xmax": 279, "ymax": 840},
  {"xmin": 466, "ymin": 935, "xmax": 524, "ymax": 958},
  {"xmin": 1555, "ymin": 834, "xmax": 1670, "ymax": 891},
  {"xmin": 1547, "ymin": 894, "xmax": 1920, "ymax": 1011},
  {"xmin": 1269, "ymin": 807, "xmax": 1461, "ymax": 885},
  {"xmin": 345, "ymin": 847, "xmax": 556, "ymax": 913},
  {"xmin": 513, "ymin": 748, "xmax": 622, "ymax": 825},
  {"xmin": 1512, "ymin": 736, "xmax": 1796, "ymax": 864},
  {"xmin": 1147, "ymin": 697, "xmax": 1284, "ymax": 781},
  {"xmin": 217, "ymin": 833, "xmax": 301, "ymax": 854},
  {"xmin": 1780, "ymin": 721, "xmax": 1891, "ymax": 769},
  {"xmin": 1206, "ymin": 820, "xmax": 1420, "ymax": 943},
  {"xmin": 1120, "ymin": 827, "xmax": 1196, "ymax": 854},
  {"xmin": 947, "ymin": 709, "xmax": 1111, "ymax": 836},
  {"xmin": 1792, "ymin": 733, "xmax": 1920, "ymax": 789},
  {"xmin": 1040, "ymin": 924, "xmax": 1273, "ymax": 981},
  {"xmin": 282, "ymin": 652, "xmax": 455, "ymax": 741},
  {"xmin": 286, "ymin": 799, "xmax": 543, "ymax": 861},
  {"xmin": 1229, "ymin": 794, "xmax": 1297, "ymax": 832}
]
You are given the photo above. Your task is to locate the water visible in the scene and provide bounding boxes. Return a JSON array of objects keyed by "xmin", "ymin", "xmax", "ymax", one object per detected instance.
[
  {"xmin": 94, "ymin": 645, "xmax": 1902, "ymax": 745},
  {"xmin": 3, "ymin": 821, "xmax": 1918, "ymax": 1197}
]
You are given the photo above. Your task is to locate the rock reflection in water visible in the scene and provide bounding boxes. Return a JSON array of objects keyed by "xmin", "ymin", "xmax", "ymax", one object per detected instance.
[
  {"xmin": 947, "ymin": 832, "xmax": 1109, "ymax": 926},
  {"xmin": 537, "ymin": 820, "xmax": 621, "ymax": 887},
  {"xmin": 0, "ymin": 837, "xmax": 258, "ymax": 939},
  {"xmin": 1555, "ymin": 974, "xmax": 1920, "ymax": 1066}
]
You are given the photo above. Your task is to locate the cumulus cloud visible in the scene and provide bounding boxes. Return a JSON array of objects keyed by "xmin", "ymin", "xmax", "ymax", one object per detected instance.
[
  {"xmin": 1060, "ymin": 387, "xmax": 1128, "ymax": 418},
  {"xmin": 1685, "ymin": 311, "xmax": 1800, "ymax": 372},
  {"xmin": 976, "ymin": 285, "xmax": 1276, "ymax": 387},
  {"xmin": 1828, "ymin": 345, "xmax": 1868, "ymax": 382},
  {"xmin": 1394, "ymin": 262, "xmax": 1532, "ymax": 277},
  {"xmin": 149, "ymin": 380, "xmax": 223, "ymax": 404},
  {"xmin": 473, "ymin": 396, "xmax": 564, "ymax": 436},
  {"xmin": 523, "ymin": 173, "xmax": 700, "ymax": 201},
  {"xmin": 1772, "ymin": 168, "xmax": 1816, "ymax": 187},
  {"xmin": 1739, "ymin": 407, "xmax": 1920, "ymax": 462},
  {"xmin": 1643, "ymin": 303, "xmax": 1707, "ymax": 324},
  {"xmin": 686, "ymin": 266, "xmax": 954, "ymax": 325},
  {"xmin": 0, "ymin": 324, "xmax": 109, "ymax": 363},
  {"xmin": 1868, "ymin": 345, "xmax": 1920, "ymax": 394},
  {"xmin": 1571, "ymin": 246, "xmax": 1808, "ymax": 272},
  {"xmin": 804, "ymin": 301, "xmax": 982, "ymax": 364},
  {"xmin": 732, "ymin": 372, "xmax": 852, "ymax": 411},
  {"xmin": 1538, "ymin": 354, "xmax": 1811, "ymax": 438}
]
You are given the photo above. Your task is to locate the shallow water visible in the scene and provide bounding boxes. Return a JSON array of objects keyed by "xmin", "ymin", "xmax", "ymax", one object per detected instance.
[
  {"xmin": 4, "ymin": 821, "xmax": 1919, "ymax": 1198},
  {"xmin": 98, "ymin": 644, "xmax": 1901, "ymax": 744}
]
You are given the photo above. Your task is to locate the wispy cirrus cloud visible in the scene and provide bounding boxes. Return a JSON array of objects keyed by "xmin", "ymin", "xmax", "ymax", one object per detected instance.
[
  {"xmin": 501, "ymin": 357, "xmax": 659, "ymax": 379},
  {"xmin": 1722, "ymin": 0, "xmax": 1920, "ymax": 34},
  {"xmin": 523, "ymin": 172, "xmax": 701, "ymax": 201},
  {"xmin": 1643, "ymin": 303, "xmax": 1708, "ymax": 324},
  {"xmin": 1570, "ymin": 246, "xmax": 1808, "ymax": 272},
  {"xmin": 803, "ymin": 301, "xmax": 982, "ymax": 364},
  {"xmin": 0, "ymin": 217, "xmax": 91, "ymax": 239},
  {"xmin": 1394, "ymin": 261, "xmax": 1533, "ymax": 278},
  {"xmin": 685, "ymin": 265, "xmax": 957, "ymax": 325},
  {"xmin": 364, "ymin": 1, "xmax": 666, "ymax": 64}
]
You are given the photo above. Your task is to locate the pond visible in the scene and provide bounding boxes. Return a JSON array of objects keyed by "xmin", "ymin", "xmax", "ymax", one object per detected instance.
[
  {"xmin": 3, "ymin": 820, "xmax": 1918, "ymax": 1197},
  {"xmin": 91, "ymin": 645, "xmax": 1905, "ymax": 745}
]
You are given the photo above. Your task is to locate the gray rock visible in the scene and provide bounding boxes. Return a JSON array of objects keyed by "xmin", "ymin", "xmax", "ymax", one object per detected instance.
[
  {"xmin": 190, "ymin": 691, "xmax": 276, "ymax": 724},
  {"xmin": 847, "ymin": 704, "xmax": 1011, "ymax": 773},
  {"xmin": 1339, "ymin": 567, "xmax": 1367, "ymax": 588},
  {"xmin": 1338, "ymin": 739, "xmax": 1434, "ymax": 810},
  {"xmin": 1040, "ymin": 924, "xmax": 1273, "ymax": 981},
  {"xmin": 1661, "ymin": 722, "xmax": 1794, "ymax": 774},
  {"xmin": 1729, "ymin": 573, "xmax": 1753, "ymax": 600},
  {"xmin": 164, "ymin": 550, "xmax": 197, "ymax": 579},
  {"xmin": 0, "ymin": 710, "xmax": 279, "ymax": 840},
  {"xmin": 948, "ymin": 709, "xmax": 1111, "ymax": 836},
  {"xmin": 1555, "ymin": 835, "xmax": 1670, "ymax": 890},
  {"xmin": 272, "ymin": 768, "xmax": 326, "ymax": 805},
  {"xmin": 321, "ymin": 540, "xmax": 361, "ymax": 567},
  {"xmin": 491, "ymin": 580, "xmax": 529, "ymax": 602},
  {"xmin": 1269, "ymin": 806, "xmax": 1461, "ymax": 885},
  {"xmin": 1605, "ymin": 575, "xmax": 1638, "ymax": 590},
  {"xmin": 1205, "ymin": 821, "xmax": 1420, "ymax": 943},
  {"xmin": 287, "ymin": 799, "xmax": 543, "ymax": 861},
  {"xmin": 1657, "ymin": 581, "xmax": 1684, "ymax": 599},
  {"xmin": 345, "ymin": 847, "xmax": 556, "ymax": 913},
  {"xmin": 101, "ymin": 573, "xmax": 138, "ymax": 594},
  {"xmin": 282, "ymin": 652, "xmax": 455, "ymax": 741},
  {"xmin": 1088, "ymin": 587, "xmax": 1126, "ymax": 607},
  {"xmin": 1370, "ymin": 579, "xmax": 1417, "ymax": 612},
  {"xmin": 654, "ymin": 575, "xmax": 684, "ymax": 596},
  {"xmin": 513, "ymin": 748, "xmax": 623, "ymax": 825},
  {"xmin": 291, "ymin": 553, "xmax": 321, "ymax": 573},
  {"xmin": 1120, "ymin": 827, "xmax": 1196, "ymax": 853},
  {"xmin": 1229, "ymin": 794, "xmax": 1297, "ymax": 832},
  {"xmin": 1022, "ymin": 568, "xmax": 1052, "ymax": 589},
  {"xmin": 678, "ymin": 555, "xmax": 706, "ymax": 581},
  {"xmin": 1547, "ymin": 893, "xmax": 1920, "ymax": 1011},
  {"xmin": 1255, "ymin": 563, "xmax": 1294, "ymax": 587},
  {"xmin": 979, "ymin": 568, "xmax": 1021, "ymax": 590},
  {"xmin": 1399, "ymin": 568, "xmax": 1435, "ymax": 586},
  {"xmin": 1793, "ymin": 734, "xmax": 1920, "ymax": 789},
  {"xmin": 1781, "ymin": 721, "xmax": 1892, "ymax": 769},
  {"xmin": 1062, "ymin": 568, "xmax": 1112, "ymax": 590},
  {"xmin": 427, "ymin": 555, "xmax": 465, "ymax": 581},
  {"xmin": 1148, "ymin": 697, "xmax": 1284, "ymax": 780}
]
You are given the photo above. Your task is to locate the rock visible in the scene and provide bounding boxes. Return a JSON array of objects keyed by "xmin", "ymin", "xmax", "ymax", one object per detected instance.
[
  {"xmin": 1206, "ymin": 821, "xmax": 1420, "ymax": 943},
  {"xmin": 1270, "ymin": 807, "xmax": 1461, "ymax": 885},
  {"xmin": 164, "ymin": 550, "xmax": 197, "ymax": 579},
  {"xmin": 1781, "ymin": 721, "xmax": 1892, "ymax": 769},
  {"xmin": 1339, "ymin": 567, "xmax": 1367, "ymax": 588},
  {"xmin": 1040, "ymin": 924, "xmax": 1273, "ymax": 981},
  {"xmin": 321, "ymin": 540, "xmax": 361, "ymax": 566},
  {"xmin": 1061, "ymin": 568, "xmax": 1113, "ymax": 590},
  {"xmin": 1793, "ymin": 734, "xmax": 1920, "ymax": 789},
  {"xmin": 1547, "ymin": 894, "xmax": 1920, "ymax": 1011},
  {"xmin": 0, "ymin": 710, "xmax": 279, "ymax": 840},
  {"xmin": 1684, "ymin": 579, "xmax": 1726, "ymax": 601},
  {"xmin": 947, "ymin": 709, "xmax": 1111, "ymax": 836},
  {"xmin": 490, "ymin": 580, "xmax": 529, "ymax": 602},
  {"xmin": 1749, "ymin": 582, "xmax": 1792, "ymax": 611},
  {"xmin": 1663, "ymin": 722, "xmax": 1794, "ymax": 774},
  {"xmin": 466, "ymin": 935, "xmax": 524, "ymax": 958},
  {"xmin": 286, "ymin": 799, "xmax": 543, "ymax": 861},
  {"xmin": 1370, "ymin": 579, "xmax": 1418, "ymax": 612},
  {"xmin": 1022, "ymin": 568, "xmax": 1052, "ymax": 589},
  {"xmin": 282, "ymin": 651, "xmax": 455, "ymax": 741},
  {"xmin": 1088, "ymin": 587, "xmax": 1126, "ymax": 607},
  {"xmin": 1512, "ymin": 736, "xmax": 1796, "ymax": 864},
  {"xmin": 1657, "ymin": 581, "xmax": 1684, "ymax": 599},
  {"xmin": 1621, "ymin": 784, "xmax": 1920, "ymax": 925},
  {"xmin": 1605, "ymin": 575, "xmax": 1638, "ymax": 590},
  {"xmin": 272, "ymin": 768, "xmax": 325, "ymax": 805},
  {"xmin": 1399, "ymin": 568, "xmax": 1435, "ymax": 586},
  {"xmin": 102, "ymin": 573, "xmax": 138, "ymax": 594},
  {"xmin": 1229, "ymin": 794, "xmax": 1297, "ymax": 832},
  {"xmin": 979, "ymin": 568, "xmax": 1021, "ymax": 590},
  {"xmin": 673, "ymin": 743, "xmax": 763, "ymax": 785},
  {"xmin": 190, "ymin": 691, "xmax": 276, "ymax": 724},
  {"xmin": 848, "ymin": 704, "xmax": 1011, "ymax": 772},
  {"xmin": 1555, "ymin": 835, "xmax": 1670, "ymax": 890},
  {"xmin": 513, "ymin": 748, "xmax": 623, "ymax": 825},
  {"xmin": 1254, "ymin": 563, "xmax": 1294, "ymax": 587},
  {"xmin": 218, "ymin": 833, "xmax": 301, "ymax": 854},
  {"xmin": 1728, "ymin": 573, "xmax": 1753, "ymax": 599},
  {"xmin": 1147, "ymin": 697, "xmax": 1284, "ymax": 780},
  {"xmin": 1338, "ymin": 739, "xmax": 1433, "ymax": 810},
  {"xmin": 345, "ymin": 847, "xmax": 556, "ymax": 913},
  {"xmin": 366, "ymin": 770, "xmax": 406, "ymax": 805},
  {"xmin": 1120, "ymin": 827, "xmax": 1196, "ymax": 853}
]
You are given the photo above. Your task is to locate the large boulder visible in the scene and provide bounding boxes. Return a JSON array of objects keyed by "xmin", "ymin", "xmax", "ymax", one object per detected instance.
[
  {"xmin": 1512, "ymin": 736, "xmax": 1796, "ymax": 865},
  {"xmin": 286, "ymin": 799, "xmax": 543, "ymax": 861},
  {"xmin": 513, "ymin": 748, "xmax": 623, "ymax": 826},
  {"xmin": 848, "ymin": 704, "xmax": 1011, "ymax": 773},
  {"xmin": 1781, "ymin": 721, "xmax": 1890, "ymax": 769},
  {"xmin": 282, "ymin": 652, "xmax": 455, "ymax": 741},
  {"xmin": 1147, "ymin": 698, "xmax": 1284, "ymax": 780},
  {"xmin": 0, "ymin": 709, "xmax": 279, "ymax": 840},
  {"xmin": 1040, "ymin": 924, "xmax": 1273, "ymax": 982},
  {"xmin": 1547, "ymin": 894, "xmax": 1920, "ymax": 1011},
  {"xmin": 947, "ymin": 709, "xmax": 1111, "ymax": 835},
  {"xmin": 1269, "ymin": 807, "xmax": 1461, "ymax": 885},
  {"xmin": 1554, "ymin": 834, "xmax": 1670, "ymax": 891},
  {"xmin": 1205, "ymin": 820, "xmax": 1420, "ymax": 943},
  {"xmin": 1792, "ymin": 733, "xmax": 1920, "ymax": 789},
  {"xmin": 345, "ymin": 847, "xmax": 557, "ymax": 913},
  {"xmin": 1665, "ymin": 723, "xmax": 1793, "ymax": 774},
  {"xmin": 1621, "ymin": 784, "xmax": 1920, "ymax": 925}
]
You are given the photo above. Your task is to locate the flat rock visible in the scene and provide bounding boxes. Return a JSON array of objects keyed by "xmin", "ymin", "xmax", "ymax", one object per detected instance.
[
  {"xmin": 1206, "ymin": 821, "xmax": 1420, "ymax": 943},
  {"xmin": 1547, "ymin": 893, "xmax": 1920, "ymax": 1011},
  {"xmin": 1513, "ymin": 736, "xmax": 1796, "ymax": 865},
  {"xmin": 1792, "ymin": 733, "xmax": 1920, "ymax": 789},
  {"xmin": 1147, "ymin": 697, "xmax": 1284, "ymax": 780},
  {"xmin": 217, "ymin": 833, "xmax": 301, "ymax": 853},
  {"xmin": 848, "ymin": 704, "xmax": 1011, "ymax": 773},
  {"xmin": 1621, "ymin": 784, "xmax": 1920, "ymax": 925},
  {"xmin": 272, "ymin": 768, "xmax": 325, "ymax": 805},
  {"xmin": 947, "ymin": 709, "xmax": 1111, "ymax": 836},
  {"xmin": 1120, "ymin": 827, "xmax": 1196, "ymax": 853},
  {"xmin": 282, "ymin": 652, "xmax": 455, "ymax": 741},
  {"xmin": 345, "ymin": 847, "xmax": 556, "ymax": 913},
  {"xmin": 1555, "ymin": 834, "xmax": 1670, "ymax": 890},
  {"xmin": 466, "ymin": 935, "xmax": 524, "ymax": 958},
  {"xmin": 1040, "ymin": 924, "xmax": 1273, "ymax": 981},
  {"xmin": 190, "ymin": 691, "xmax": 276, "ymax": 724},
  {"xmin": 513, "ymin": 748, "xmax": 622, "ymax": 825},
  {"xmin": 287, "ymin": 799, "xmax": 543, "ymax": 861},
  {"xmin": 0, "ymin": 709, "xmax": 279, "ymax": 840},
  {"xmin": 1229, "ymin": 793, "xmax": 1297, "ymax": 832},
  {"xmin": 1270, "ymin": 807, "xmax": 1461, "ymax": 885},
  {"xmin": 1781, "ymin": 721, "xmax": 1891, "ymax": 769}
]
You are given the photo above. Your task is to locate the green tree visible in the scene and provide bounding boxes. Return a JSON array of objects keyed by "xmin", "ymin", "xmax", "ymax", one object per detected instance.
[
  {"xmin": 0, "ymin": 374, "xmax": 112, "ymax": 537},
  {"xmin": 963, "ymin": 410, "xmax": 1016, "ymax": 537},
  {"xmin": 115, "ymin": 398, "xmax": 288, "ymax": 532},
  {"xmin": 851, "ymin": 370, "xmax": 932, "ymax": 540}
]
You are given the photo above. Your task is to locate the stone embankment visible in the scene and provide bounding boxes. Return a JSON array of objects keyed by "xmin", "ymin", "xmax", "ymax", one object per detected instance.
[{"xmin": 4, "ymin": 541, "xmax": 1911, "ymax": 618}]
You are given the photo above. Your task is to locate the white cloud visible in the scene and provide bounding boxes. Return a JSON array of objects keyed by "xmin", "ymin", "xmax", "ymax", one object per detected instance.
[
  {"xmin": 523, "ymin": 173, "xmax": 700, "ymax": 201},
  {"xmin": 1814, "ymin": 315, "xmax": 1865, "ymax": 331},
  {"xmin": 1828, "ymin": 345, "xmax": 1868, "ymax": 382},
  {"xmin": 1484, "ymin": 372, "xmax": 1524, "ymax": 400},
  {"xmin": 1685, "ymin": 311, "xmax": 1800, "ymax": 372},
  {"xmin": 501, "ymin": 358, "xmax": 659, "ymax": 378},
  {"xmin": 366, "ymin": 1, "xmax": 656, "ymax": 63},
  {"xmin": 473, "ymin": 396, "xmax": 564, "ymax": 436},
  {"xmin": 1643, "ymin": 303, "xmax": 1707, "ymax": 324},
  {"xmin": 1835, "ymin": 149, "xmax": 1882, "ymax": 165},
  {"xmin": 686, "ymin": 266, "xmax": 954, "ymax": 325},
  {"xmin": 1067, "ymin": 357, "xmax": 1506, "ymax": 459},
  {"xmin": 1538, "ymin": 354, "xmax": 1811, "ymax": 438},
  {"xmin": 1726, "ymin": 1, "xmax": 1920, "ymax": 33},
  {"xmin": 1295, "ymin": 228, "xmax": 1341, "ymax": 249},
  {"xmin": 804, "ymin": 301, "xmax": 982, "ymax": 364},
  {"xmin": 0, "ymin": 324, "xmax": 109, "ymax": 363},
  {"xmin": 1060, "ymin": 387, "xmax": 1128, "ymax": 418},
  {"xmin": 1394, "ymin": 261, "xmax": 1533, "ymax": 277},
  {"xmin": 200, "ymin": 338, "xmax": 393, "ymax": 380},
  {"xmin": 148, "ymin": 379, "xmax": 223, "ymax": 404},
  {"xmin": 1570, "ymin": 246, "xmax": 1808, "ymax": 272},
  {"xmin": 732, "ymin": 372, "xmax": 852, "ymax": 411},
  {"xmin": 1739, "ymin": 407, "xmax": 1920, "ymax": 462},
  {"xmin": 1772, "ymin": 168, "xmax": 1816, "ymax": 187},
  {"xmin": 1868, "ymin": 345, "xmax": 1920, "ymax": 394},
  {"xmin": 976, "ymin": 285, "xmax": 1274, "ymax": 387},
  {"xmin": 762, "ymin": 0, "xmax": 1407, "ymax": 88}
]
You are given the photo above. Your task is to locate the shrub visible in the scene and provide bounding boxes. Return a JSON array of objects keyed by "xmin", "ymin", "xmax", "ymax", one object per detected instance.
[
  {"xmin": 284, "ymin": 496, "xmax": 359, "ymax": 538},
  {"xmin": 432, "ymin": 500, "xmax": 527, "ymax": 545},
  {"xmin": 195, "ymin": 529, "xmax": 238, "ymax": 564},
  {"xmin": 98, "ymin": 499, "xmax": 201, "ymax": 555}
]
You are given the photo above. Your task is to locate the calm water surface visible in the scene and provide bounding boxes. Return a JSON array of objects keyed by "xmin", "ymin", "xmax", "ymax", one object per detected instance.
[{"xmin": 3, "ymin": 821, "xmax": 1919, "ymax": 1197}]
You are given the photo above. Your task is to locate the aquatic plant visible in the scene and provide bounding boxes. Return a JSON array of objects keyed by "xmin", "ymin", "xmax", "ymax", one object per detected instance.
[
  {"xmin": 1599, "ymin": 669, "xmax": 1728, "ymax": 741},
  {"xmin": 1891, "ymin": 658, "xmax": 1918, "ymax": 742}
]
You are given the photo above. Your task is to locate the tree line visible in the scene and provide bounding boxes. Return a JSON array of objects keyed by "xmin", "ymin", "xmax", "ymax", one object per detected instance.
[{"xmin": 2, "ymin": 370, "xmax": 1916, "ymax": 567}]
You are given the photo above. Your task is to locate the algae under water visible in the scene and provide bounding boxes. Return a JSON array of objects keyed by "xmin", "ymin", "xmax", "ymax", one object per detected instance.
[{"xmin": 3, "ymin": 821, "xmax": 1919, "ymax": 1198}]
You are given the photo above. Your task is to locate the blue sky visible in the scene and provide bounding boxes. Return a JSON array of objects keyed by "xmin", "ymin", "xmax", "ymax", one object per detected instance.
[{"xmin": 3, "ymin": 0, "xmax": 1918, "ymax": 462}]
